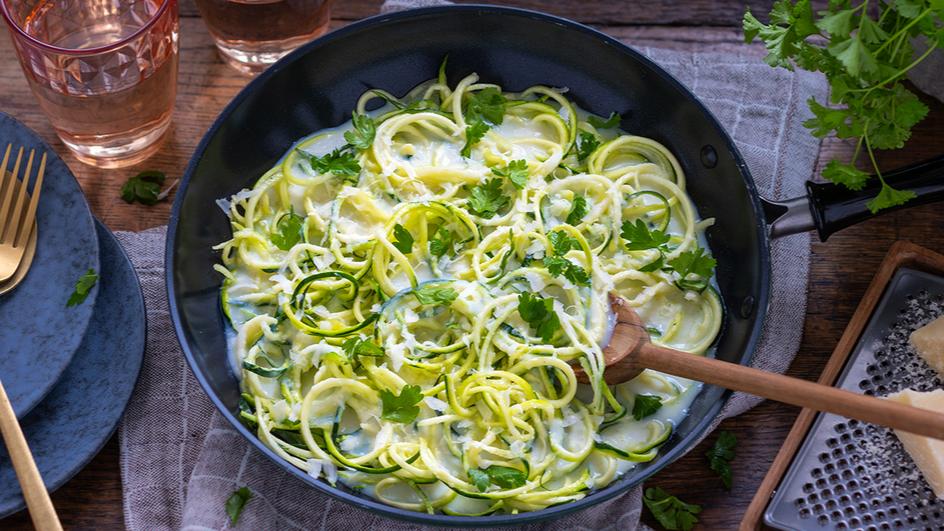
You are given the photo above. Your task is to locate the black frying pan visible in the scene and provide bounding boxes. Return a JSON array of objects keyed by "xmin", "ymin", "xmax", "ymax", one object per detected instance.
[{"xmin": 166, "ymin": 5, "xmax": 944, "ymax": 527}]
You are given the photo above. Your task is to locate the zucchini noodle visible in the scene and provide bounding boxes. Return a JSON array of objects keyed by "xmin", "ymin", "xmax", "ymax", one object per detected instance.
[{"xmin": 215, "ymin": 64, "xmax": 723, "ymax": 515}]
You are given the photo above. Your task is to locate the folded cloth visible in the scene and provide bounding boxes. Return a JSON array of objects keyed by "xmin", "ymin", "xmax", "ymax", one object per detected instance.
[{"xmin": 116, "ymin": 21, "xmax": 827, "ymax": 531}]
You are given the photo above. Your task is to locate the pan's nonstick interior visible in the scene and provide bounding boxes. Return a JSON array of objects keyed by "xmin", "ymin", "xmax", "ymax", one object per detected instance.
[
  {"xmin": 766, "ymin": 270, "xmax": 944, "ymax": 530},
  {"xmin": 168, "ymin": 6, "xmax": 770, "ymax": 525}
]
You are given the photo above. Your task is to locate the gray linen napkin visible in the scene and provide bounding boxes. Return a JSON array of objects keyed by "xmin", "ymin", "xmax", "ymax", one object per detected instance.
[{"xmin": 114, "ymin": 30, "xmax": 827, "ymax": 531}]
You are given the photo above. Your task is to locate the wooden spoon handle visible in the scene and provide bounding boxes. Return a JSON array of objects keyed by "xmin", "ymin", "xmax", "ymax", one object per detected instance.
[
  {"xmin": 638, "ymin": 343, "xmax": 944, "ymax": 440},
  {"xmin": 0, "ymin": 380, "xmax": 62, "ymax": 531}
]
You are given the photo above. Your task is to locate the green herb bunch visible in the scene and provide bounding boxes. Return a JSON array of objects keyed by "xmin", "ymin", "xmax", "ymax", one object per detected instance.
[{"xmin": 743, "ymin": 0, "xmax": 943, "ymax": 212}]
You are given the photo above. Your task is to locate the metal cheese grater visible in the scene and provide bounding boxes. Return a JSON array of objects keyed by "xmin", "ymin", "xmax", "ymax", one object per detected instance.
[{"xmin": 765, "ymin": 268, "xmax": 944, "ymax": 531}]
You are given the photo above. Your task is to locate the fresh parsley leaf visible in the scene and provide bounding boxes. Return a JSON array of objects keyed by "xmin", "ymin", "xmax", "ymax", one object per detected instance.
[
  {"xmin": 668, "ymin": 247, "xmax": 716, "ymax": 292},
  {"xmin": 587, "ymin": 111, "xmax": 621, "ymax": 129},
  {"xmin": 548, "ymin": 230, "xmax": 580, "ymax": 256},
  {"xmin": 380, "ymin": 384, "xmax": 423, "ymax": 424},
  {"xmin": 483, "ymin": 465, "xmax": 527, "ymax": 489},
  {"xmin": 576, "ymin": 131, "xmax": 600, "ymax": 161},
  {"xmin": 643, "ymin": 487, "xmax": 702, "ymax": 531},
  {"xmin": 67, "ymin": 268, "xmax": 98, "ymax": 307},
  {"xmin": 341, "ymin": 336, "xmax": 384, "ymax": 358},
  {"xmin": 225, "ymin": 486, "xmax": 253, "ymax": 525},
  {"xmin": 344, "ymin": 112, "xmax": 375, "ymax": 150},
  {"xmin": 429, "ymin": 226, "xmax": 454, "ymax": 258},
  {"xmin": 461, "ymin": 87, "xmax": 507, "ymax": 156},
  {"xmin": 639, "ymin": 254, "xmax": 665, "ymax": 273},
  {"xmin": 121, "ymin": 170, "xmax": 168, "ymax": 205},
  {"xmin": 468, "ymin": 468, "xmax": 490, "ymax": 492},
  {"xmin": 868, "ymin": 183, "xmax": 916, "ymax": 214},
  {"xmin": 821, "ymin": 160, "xmax": 869, "ymax": 191},
  {"xmin": 743, "ymin": 1, "xmax": 938, "ymax": 211},
  {"xmin": 392, "ymin": 223, "xmax": 414, "ymax": 254},
  {"xmin": 271, "ymin": 211, "xmax": 304, "ymax": 251},
  {"xmin": 461, "ymin": 121, "xmax": 490, "ymax": 158},
  {"xmin": 621, "ymin": 219, "xmax": 670, "ymax": 251},
  {"xmin": 491, "ymin": 159, "xmax": 529, "ymax": 189},
  {"xmin": 543, "ymin": 255, "xmax": 590, "ymax": 286},
  {"xmin": 565, "ymin": 195, "xmax": 589, "ymax": 226},
  {"xmin": 467, "ymin": 466, "xmax": 527, "ymax": 492},
  {"xmin": 632, "ymin": 394, "xmax": 663, "ymax": 420},
  {"xmin": 468, "ymin": 178, "xmax": 510, "ymax": 218},
  {"xmin": 517, "ymin": 292, "xmax": 561, "ymax": 343},
  {"xmin": 413, "ymin": 285, "xmax": 458, "ymax": 306},
  {"xmin": 705, "ymin": 431, "xmax": 737, "ymax": 490},
  {"xmin": 299, "ymin": 148, "xmax": 361, "ymax": 182}
]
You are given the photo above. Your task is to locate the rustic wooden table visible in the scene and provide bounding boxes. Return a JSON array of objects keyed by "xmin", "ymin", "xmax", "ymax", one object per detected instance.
[{"xmin": 1, "ymin": 1, "xmax": 942, "ymax": 529}]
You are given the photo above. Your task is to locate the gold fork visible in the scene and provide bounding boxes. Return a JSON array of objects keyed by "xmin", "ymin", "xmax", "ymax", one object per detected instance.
[
  {"xmin": 0, "ymin": 144, "xmax": 45, "ymax": 283},
  {"xmin": 0, "ymin": 144, "xmax": 60, "ymax": 530}
]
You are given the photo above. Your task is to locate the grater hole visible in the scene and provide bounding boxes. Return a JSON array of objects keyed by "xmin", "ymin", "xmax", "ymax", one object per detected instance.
[
  {"xmin": 831, "ymin": 510, "xmax": 842, "ymax": 520},
  {"xmin": 849, "ymin": 516, "xmax": 861, "ymax": 527},
  {"xmin": 798, "ymin": 507, "xmax": 811, "ymax": 518},
  {"xmin": 817, "ymin": 515, "xmax": 829, "ymax": 526},
  {"xmin": 836, "ymin": 521, "xmax": 848, "ymax": 530},
  {"xmin": 812, "ymin": 467, "xmax": 823, "ymax": 478},
  {"xmin": 816, "ymin": 478, "xmax": 828, "ymax": 489},
  {"xmin": 812, "ymin": 503, "xmax": 824, "ymax": 515},
  {"xmin": 825, "ymin": 498, "xmax": 837, "ymax": 510},
  {"xmin": 803, "ymin": 482, "xmax": 814, "ymax": 494},
  {"xmin": 827, "ymin": 437, "xmax": 839, "ymax": 449}
]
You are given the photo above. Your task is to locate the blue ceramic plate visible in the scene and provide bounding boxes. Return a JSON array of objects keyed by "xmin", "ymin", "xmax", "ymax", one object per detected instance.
[
  {"xmin": 0, "ymin": 220, "xmax": 144, "ymax": 518},
  {"xmin": 0, "ymin": 112, "xmax": 100, "ymax": 418}
]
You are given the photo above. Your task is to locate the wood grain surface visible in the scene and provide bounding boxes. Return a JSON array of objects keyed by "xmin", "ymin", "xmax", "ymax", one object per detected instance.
[{"xmin": 1, "ymin": 1, "xmax": 942, "ymax": 529}]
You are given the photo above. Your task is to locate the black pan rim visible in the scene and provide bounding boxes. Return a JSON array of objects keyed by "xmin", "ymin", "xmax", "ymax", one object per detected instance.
[{"xmin": 166, "ymin": 4, "xmax": 772, "ymax": 526}]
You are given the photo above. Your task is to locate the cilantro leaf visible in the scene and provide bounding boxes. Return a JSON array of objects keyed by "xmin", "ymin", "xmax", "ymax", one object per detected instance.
[
  {"xmin": 492, "ymin": 159, "xmax": 529, "ymax": 189},
  {"xmin": 643, "ymin": 487, "xmax": 702, "ymax": 531},
  {"xmin": 517, "ymin": 292, "xmax": 561, "ymax": 343},
  {"xmin": 121, "ymin": 170, "xmax": 168, "ymax": 205},
  {"xmin": 413, "ymin": 285, "xmax": 458, "ymax": 306},
  {"xmin": 271, "ymin": 211, "xmax": 304, "ymax": 250},
  {"xmin": 392, "ymin": 223, "xmax": 414, "ymax": 254},
  {"xmin": 668, "ymin": 247, "xmax": 716, "ymax": 292},
  {"xmin": 344, "ymin": 112, "xmax": 376, "ymax": 150},
  {"xmin": 621, "ymin": 219, "xmax": 670, "ymax": 251},
  {"xmin": 587, "ymin": 111, "xmax": 621, "ymax": 129},
  {"xmin": 380, "ymin": 384, "xmax": 423, "ymax": 423},
  {"xmin": 565, "ymin": 195, "xmax": 588, "ymax": 226},
  {"xmin": 632, "ymin": 394, "xmax": 663, "ymax": 420},
  {"xmin": 828, "ymin": 36, "xmax": 878, "ymax": 77},
  {"xmin": 461, "ymin": 88, "xmax": 507, "ymax": 156},
  {"xmin": 543, "ymin": 255, "xmax": 591, "ymax": 286},
  {"xmin": 468, "ymin": 468, "xmax": 490, "ymax": 492},
  {"xmin": 67, "ymin": 268, "xmax": 98, "ymax": 307},
  {"xmin": 576, "ymin": 131, "xmax": 600, "ymax": 161},
  {"xmin": 429, "ymin": 226, "xmax": 454, "ymax": 258},
  {"xmin": 299, "ymin": 148, "xmax": 361, "ymax": 182},
  {"xmin": 341, "ymin": 337, "xmax": 384, "ymax": 358},
  {"xmin": 225, "ymin": 487, "xmax": 253, "ymax": 525},
  {"xmin": 468, "ymin": 178, "xmax": 510, "ymax": 218},
  {"xmin": 705, "ymin": 431, "xmax": 737, "ymax": 490}
]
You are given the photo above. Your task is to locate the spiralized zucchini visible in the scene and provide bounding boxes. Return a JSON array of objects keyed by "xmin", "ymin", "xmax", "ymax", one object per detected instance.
[{"xmin": 215, "ymin": 64, "xmax": 722, "ymax": 515}]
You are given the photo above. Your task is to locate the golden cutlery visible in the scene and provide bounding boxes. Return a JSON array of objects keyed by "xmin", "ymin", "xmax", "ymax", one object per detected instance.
[
  {"xmin": 0, "ymin": 174, "xmax": 36, "ymax": 295},
  {"xmin": 0, "ymin": 144, "xmax": 59, "ymax": 529},
  {"xmin": 0, "ymin": 145, "xmax": 45, "ymax": 283}
]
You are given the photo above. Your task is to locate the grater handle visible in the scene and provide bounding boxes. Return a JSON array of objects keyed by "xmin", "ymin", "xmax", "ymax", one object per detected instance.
[{"xmin": 638, "ymin": 343, "xmax": 944, "ymax": 440}]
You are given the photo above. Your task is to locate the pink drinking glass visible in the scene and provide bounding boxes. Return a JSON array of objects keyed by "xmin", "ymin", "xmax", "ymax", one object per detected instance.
[{"xmin": 1, "ymin": 0, "xmax": 179, "ymax": 168}]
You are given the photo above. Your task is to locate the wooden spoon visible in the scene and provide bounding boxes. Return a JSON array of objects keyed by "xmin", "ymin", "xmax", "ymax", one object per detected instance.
[{"xmin": 578, "ymin": 294, "xmax": 944, "ymax": 440}]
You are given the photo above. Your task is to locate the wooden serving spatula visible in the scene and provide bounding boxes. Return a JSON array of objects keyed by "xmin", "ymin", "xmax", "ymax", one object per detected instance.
[{"xmin": 578, "ymin": 295, "xmax": 944, "ymax": 440}]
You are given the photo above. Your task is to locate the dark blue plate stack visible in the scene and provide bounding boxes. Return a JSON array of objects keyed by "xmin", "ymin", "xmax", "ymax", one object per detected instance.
[{"xmin": 0, "ymin": 112, "xmax": 146, "ymax": 518}]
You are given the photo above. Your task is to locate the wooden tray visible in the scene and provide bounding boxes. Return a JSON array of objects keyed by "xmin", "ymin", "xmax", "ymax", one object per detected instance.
[{"xmin": 741, "ymin": 240, "xmax": 944, "ymax": 530}]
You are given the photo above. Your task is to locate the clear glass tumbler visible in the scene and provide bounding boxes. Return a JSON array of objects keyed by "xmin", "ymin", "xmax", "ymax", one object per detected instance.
[
  {"xmin": 1, "ymin": 0, "xmax": 179, "ymax": 168},
  {"xmin": 193, "ymin": 0, "xmax": 333, "ymax": 75}
]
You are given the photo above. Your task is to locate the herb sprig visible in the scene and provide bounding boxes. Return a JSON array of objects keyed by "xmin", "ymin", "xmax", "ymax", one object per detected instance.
[
  {"xmin": 743, "ymin": 0, "xmax": 943, "ymax": 212},
  {"xmin": 67, "ymin": 269, "xmax": 98, "ymax": 307},
  {"xmin": 705, "ymin": 430, "xmax": 737, "ymax": 489},
  {"xmin": 380, "ymin": 384, "xmax": 424, "ymax": 424},
  {"xmin": 643, "ymin": 487, "xmax": 702, "ymax": 531}
]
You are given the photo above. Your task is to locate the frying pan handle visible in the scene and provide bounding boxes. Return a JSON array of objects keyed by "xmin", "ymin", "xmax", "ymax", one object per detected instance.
[{"xmin": 764, "ymin": 154, "xmax": 944, "ymax": 241}]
